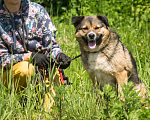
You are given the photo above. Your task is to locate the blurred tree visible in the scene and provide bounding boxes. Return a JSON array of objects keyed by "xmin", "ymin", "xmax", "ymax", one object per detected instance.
[
  {"xmin": 30, "ymin": 0, "xmax": 70, "ymax": 16},
  {"xmin": 29, "ymin": 0, "xmax": 150, "ymax": 27}
]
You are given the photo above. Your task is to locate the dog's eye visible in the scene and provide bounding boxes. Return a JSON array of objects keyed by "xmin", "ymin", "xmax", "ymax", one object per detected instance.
[
  {"xmin": 82, "ymin": 27, "xmax": 88, "ymax": 30},
  {"xmin": 95, "ymin": 27, "xmax": 100, "ymax": 30}
]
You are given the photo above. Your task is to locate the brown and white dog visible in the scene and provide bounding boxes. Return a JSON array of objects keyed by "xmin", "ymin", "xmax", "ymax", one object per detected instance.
[{"xmin": 72, "ymin": 15, "xmax": 146, "ymax": 98}]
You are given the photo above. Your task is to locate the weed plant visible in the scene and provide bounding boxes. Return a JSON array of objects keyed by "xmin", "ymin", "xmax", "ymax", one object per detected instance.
[{"xmin": 0, "ymin": 0, "xmax": 150, "ymax": 119}]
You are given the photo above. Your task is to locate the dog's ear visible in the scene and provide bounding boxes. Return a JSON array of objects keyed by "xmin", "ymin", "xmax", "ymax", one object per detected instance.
[
  {"xmin": 97, "ymin": 15, "xmax": 109, "ymax": 27},
  {"xmin": 72, "ymin": 16, "xmax": 84, "ymax": 27}
]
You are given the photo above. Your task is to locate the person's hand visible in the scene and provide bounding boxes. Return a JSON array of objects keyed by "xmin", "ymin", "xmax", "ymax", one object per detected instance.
[
  {"xmin": 57, "ymin": 53, "xmax": 71, "ymax": 69},
  {"xmin": 24, "ymin": 52, "xmax": 32, "ymax": 61},
  {"xmin": 31, "ymin": 52, "xmax": 50, "ymax": 68}
]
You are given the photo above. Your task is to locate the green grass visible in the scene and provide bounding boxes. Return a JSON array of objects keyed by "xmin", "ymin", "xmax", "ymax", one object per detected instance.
[
  {"xmin": 0, "ymin": 4, "xmax": 150, "ymax": 120},
  {"xmin": 52, "ymin": 16, "xmax": 150, "ymax": 119}
]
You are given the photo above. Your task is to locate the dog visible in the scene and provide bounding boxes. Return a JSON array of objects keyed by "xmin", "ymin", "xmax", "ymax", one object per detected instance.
[{"xmin": 72, "ymin": 15, "xmax": 146, "ymax": 99}]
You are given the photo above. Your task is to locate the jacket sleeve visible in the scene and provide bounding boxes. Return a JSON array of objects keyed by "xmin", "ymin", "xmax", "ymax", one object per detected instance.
[
  {"xmin": 0, "ymin": 26, "xmax": 24, "ymax": 68},
  {"xmin": 39, "ymin": 6, "xmax": 62, "ymax": 59}
]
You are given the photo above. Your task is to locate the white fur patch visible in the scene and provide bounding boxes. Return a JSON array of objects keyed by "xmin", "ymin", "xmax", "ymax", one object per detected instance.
[{"xmin": 83, "ymin": 52, "xmax": 116, "ymax": 87}]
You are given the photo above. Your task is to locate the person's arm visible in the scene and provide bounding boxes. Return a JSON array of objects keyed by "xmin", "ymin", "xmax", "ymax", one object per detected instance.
[
  {"xmin": 0, "ymin": 26, "xmax": 26, "ymax": 68},
  {"xmin": 39, "ymin": 6, "xmax": 62, "ymax": 59},
  {"xmin": 32, "ymin": 4, "xmax": 71, "ymax": 69}
]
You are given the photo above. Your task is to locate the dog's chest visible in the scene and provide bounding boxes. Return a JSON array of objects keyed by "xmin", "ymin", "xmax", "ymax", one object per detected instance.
[
  {"xmin": 82, "ymin": 52, "xmax": 113, "ymax": 73},
  {"xmin": 81, "ymin": 52, "xmax": 116, "ymax": 84}
]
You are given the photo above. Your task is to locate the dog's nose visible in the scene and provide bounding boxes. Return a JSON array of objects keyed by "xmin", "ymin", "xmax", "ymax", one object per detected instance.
[
  {"xmin": 89, "ymin": 33, "xmax": 95, "ymax": 39},
  {"xmin": 87, "ymin": 31, "xmax": 96, "ymax": 40}
]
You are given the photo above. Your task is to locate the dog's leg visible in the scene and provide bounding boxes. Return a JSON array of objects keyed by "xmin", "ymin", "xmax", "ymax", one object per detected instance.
[
  {"xmin": 133, "ymin": 83, "xmax": 148, "ymax": 108},
  {"xmin": 115, "ymin": 70, "xmax": 128, "ymax": 99},
  {"xmin": 133, "ymin": 83, "xmax": 146, "ymax": 99}
]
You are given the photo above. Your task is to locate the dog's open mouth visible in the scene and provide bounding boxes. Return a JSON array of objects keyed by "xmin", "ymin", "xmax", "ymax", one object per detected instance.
[{"xmin": 88, "ymin": 40, "xmax": 96, "ymax": 49}]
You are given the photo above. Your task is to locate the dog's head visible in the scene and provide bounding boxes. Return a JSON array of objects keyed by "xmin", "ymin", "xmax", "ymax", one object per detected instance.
[{"xmin": 72, "ymin": 15, "xmax": 110, "ymax": 52}]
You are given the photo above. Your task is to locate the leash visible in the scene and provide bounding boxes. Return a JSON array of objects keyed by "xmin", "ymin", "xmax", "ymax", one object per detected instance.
[
  {"xmin": 51, "ymin": 54, "xmax": 81, "ymax": 66},
  {"xmin": 66, "ymin": 54, "xmax": 81, "ymax": 63},
  {"xmin": 58, "ymin": 54, "xmax": 81, "ymax": 85},
  {"xmin": 38, "ymin": 54, "xmax": 81, "ymax": 83}
]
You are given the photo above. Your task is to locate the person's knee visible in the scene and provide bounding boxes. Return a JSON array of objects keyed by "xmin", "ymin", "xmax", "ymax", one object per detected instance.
[{"xmin": 13, "ymin": 61, "xmax": 34, "ymax": 78}]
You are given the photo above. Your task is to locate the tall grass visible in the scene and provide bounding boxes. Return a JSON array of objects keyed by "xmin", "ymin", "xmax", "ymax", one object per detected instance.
[
  {"xmin": 0, "ymin": 0, "xmax": 150, "ymax": 119},
  {"xmin": 53, "ymin": 16, "xmax": 150, "ymax": 119}
]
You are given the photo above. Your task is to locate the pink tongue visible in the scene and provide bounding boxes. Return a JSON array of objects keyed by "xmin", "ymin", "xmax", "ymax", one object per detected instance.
[{"xmin": 88, "ymin": 41, "xmax": 96, "ymax": 49}]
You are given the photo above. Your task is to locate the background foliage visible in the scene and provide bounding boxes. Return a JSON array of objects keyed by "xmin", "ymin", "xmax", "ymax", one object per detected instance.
[
  {"xmin": 31, "ymin": 0, "xmax": 150, "ymax": 24},
  {"xmin": 0, "ymin": 0, "xmax": 149, "ymax": 119}
]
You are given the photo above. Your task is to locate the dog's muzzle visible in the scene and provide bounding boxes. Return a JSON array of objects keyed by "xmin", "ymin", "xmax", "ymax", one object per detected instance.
[
  {"xmin": 86, "ymin": 31, "xmax": 97, "ymax": 49},
  {"xmin": 87, "ymin": 31, "xmax": 96, "ymax": 40}
]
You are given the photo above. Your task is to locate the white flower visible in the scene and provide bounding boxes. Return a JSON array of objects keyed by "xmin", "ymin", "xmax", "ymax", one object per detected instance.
[
  {"xmin": 2, "ymin": 34, "xmax": 11, "ymax": 42},
  {"xmin": 44, "ymin": 14, "xmax": 48, "ymax": 19},
  {"xmin": 36, "ymin": 28, "xmax": 43, "ymax": 38},
  {"xmin": 36, "ymin": 42, "xmax": 42, "ymax": 50},
  {"xmin": 2, "ymin": 34, "xmax": 6, "ymax": 39},
  {"xmin": 48, "ymin": 22, "xmax": 56, "ymax": 32},
  {"xmin": 51, "ymin": 36, "xmax": 55, "ymax": 41},
  {"xmin": 29, "ymin": 4, "xmax": 37, "ymax": 17},
  {"xmin": 26, "ymin": 18, "xmax": 30, "ymax": 25}
]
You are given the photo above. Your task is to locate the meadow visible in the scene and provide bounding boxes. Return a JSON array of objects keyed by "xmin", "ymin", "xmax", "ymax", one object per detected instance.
[{"xmin": 0, "ymin": 0, "xmax": 150, "ymax": 119}]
